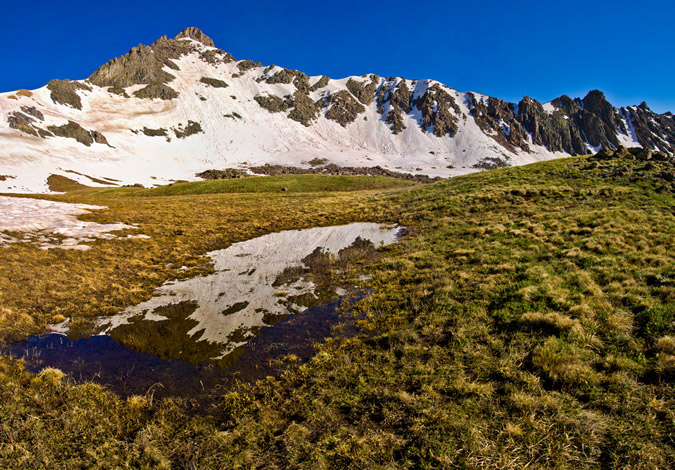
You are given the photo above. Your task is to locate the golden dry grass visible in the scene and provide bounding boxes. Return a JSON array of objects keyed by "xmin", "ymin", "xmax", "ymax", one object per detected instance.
[{"xmin": 0, "ymin": 156, "xmax": 674, "ymax": 468}]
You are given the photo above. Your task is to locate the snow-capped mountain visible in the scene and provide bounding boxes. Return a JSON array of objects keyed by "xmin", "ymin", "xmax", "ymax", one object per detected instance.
[{"xmin": 1, "ymin": 27, "xmax": 673, "ymax": 193}]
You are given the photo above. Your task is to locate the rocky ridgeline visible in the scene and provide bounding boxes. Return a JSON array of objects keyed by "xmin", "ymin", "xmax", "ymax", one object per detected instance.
[
  {"xmin": 88, "ymin": 27, "xmax": 232, "ymax": 95},
  {"xmin": 253, "ymin": 69, "xmax": 674, "ymax": 156},
  {"xmin": 4, "ymin": 27, "xmax": 675, "ymax": 168},
  {"xmin": 461, "ymin": 90, "xmax": 673, "ymax": 155}
]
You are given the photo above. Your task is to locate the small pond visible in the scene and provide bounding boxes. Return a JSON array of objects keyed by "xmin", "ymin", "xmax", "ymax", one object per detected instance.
[{"xmin": 4, "ymin": 223, "xmax": 402, "ymax": 401}]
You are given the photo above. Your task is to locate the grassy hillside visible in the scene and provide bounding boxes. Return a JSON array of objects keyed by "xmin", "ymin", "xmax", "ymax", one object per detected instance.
[
  {"xmin": 0, "ymin": 176, "xmax": 407, "ymax": 342},
  {"xmin": 90, "ymin": 174, "xmax": 416, "ymax": 197},
  {"xmin": 1, "ymin": 156, "xmax": 674, "ymax": 468}
]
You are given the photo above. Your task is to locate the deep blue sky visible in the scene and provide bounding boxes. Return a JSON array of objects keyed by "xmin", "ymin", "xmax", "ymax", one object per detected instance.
[{"xmin": 3, "ymin": 0, "xmax": 673, "ymax": 112}]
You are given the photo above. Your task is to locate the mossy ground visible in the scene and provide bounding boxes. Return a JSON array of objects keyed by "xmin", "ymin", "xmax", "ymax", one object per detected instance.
[{"xmin": 1, "ymin": 157, "xmax": 674, "ymax": 468}]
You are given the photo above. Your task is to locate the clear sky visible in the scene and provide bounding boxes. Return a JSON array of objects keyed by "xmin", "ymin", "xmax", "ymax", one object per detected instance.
[{"xmin": 2, "ymin": 0, "xmax": 673, "ymax": 112}]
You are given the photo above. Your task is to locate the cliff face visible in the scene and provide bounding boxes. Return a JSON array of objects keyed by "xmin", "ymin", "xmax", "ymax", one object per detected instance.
[{"xmin": 0, "ymin": 27, "xmax": 673, "ymax": 193}]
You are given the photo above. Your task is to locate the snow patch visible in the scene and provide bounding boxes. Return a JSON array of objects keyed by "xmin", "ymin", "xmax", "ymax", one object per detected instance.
[{"xmin": 0, "ymin": 196, "xmax": 146, "ymax": 249}]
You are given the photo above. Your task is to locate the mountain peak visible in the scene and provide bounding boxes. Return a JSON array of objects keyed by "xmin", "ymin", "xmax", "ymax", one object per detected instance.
[{"xmin": 174, "ymin": 27, "xmax": 214, "ymax": 47}]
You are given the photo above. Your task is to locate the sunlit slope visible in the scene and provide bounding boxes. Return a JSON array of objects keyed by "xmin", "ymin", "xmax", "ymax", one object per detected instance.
[
  {"xmin": 0, "ymin": 152, "xmax": 674, "ymax": 467},
  {"xmin": 4, "ymin": 27, "xmax": 670, "ymax": 194}
]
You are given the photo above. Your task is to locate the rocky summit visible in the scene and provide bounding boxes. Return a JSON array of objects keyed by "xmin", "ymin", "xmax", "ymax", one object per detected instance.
[{"xmin": 1, "ymin": 27, "xmax": 673, "ymax": 193}]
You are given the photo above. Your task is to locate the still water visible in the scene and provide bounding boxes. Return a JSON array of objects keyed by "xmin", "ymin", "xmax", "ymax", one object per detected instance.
[{"xmin": 5, "ymin": 223, "xmax": 402, "ymax": 400}]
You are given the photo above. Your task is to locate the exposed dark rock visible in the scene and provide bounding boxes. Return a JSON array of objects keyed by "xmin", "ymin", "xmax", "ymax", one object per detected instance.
[
  {"xmin": 199, "ymin": 49, "xmax": 235, "ymax": 65},
  {"xmin": 88, "ymin": 36, "xmax": 195, "ymax": 88},
  {"xmin": 346, "ymin": 75, "xmax": 380, "ymax": 105},
  {"xmin": 288, "ymin": 91, "xmax": 319, "ymax": 126},
  {"xmin": 621, "ymin": 103, "xmax": 675, "ymax": 153},
  {"xmin": 237, "ymin": 60, "xmax": 261, "ymax": 72},
  {"xmin": 108, "ymin": 87, "xmax": 130, "ymax": 98},
  {"xmin": 518, "ymin": 96, "xmax": 585, "ymax": 155},
  {"xmin": 46, "ymin": 79, "xmax": 90, "ymax": 110},
  {"xmin": 376, "ymin": 80, "xmax": 413, "ymax": 134},
  {"xmin": 581, "ymin": 90, "xmax": 621, "ymax": 148},
  {"xmin": 469, "ymin": 93, "xmax": 529, "ymax": 151},
  {"xmin": 652, "ymin": 151, "xmax": 671, "ymax": 162},
  {"xmin": 386, "ymin": 105, "xmax": 406, "ymax": 134},
  {"xmin": 89, "ymin": 45, "xmax": 168, "ymax": 87},
  {"xmin": 174, "ymin": 27, "xmax": 215, "ymax": 47},
  {"xmin": 20, "ymin": 106, "xmax": 44, "ymax": 121},
  {"xmin": 472, "ymin": 156, "xmax": 510, "ymax": 170},
  {"xmin": 7, "ymin": 112, "xmax": 39, "ymax": 137},
  {"xmin": 593, "ymin": 147, "xmax": 617, "ymax": 160},
  {"xmin": 199, "ymin": 77, "xmax": 228, "ymax": 88},
  {"xmin": 142, "ymin": 127, "xmax": 168, "ymax": 137},
  {"xmin": 254, "ymin": 94, "xmax": 291, "ymax": 113},
  {"xmin": 309, "ymin": 76, "xmax": 330, "ymax": 92},
  {"xmin": 324, "ymin": 90, "xmax": 366, "ymax": 127},
  {"xmin": 614, "ymin": 146, "xmax": 632, "ymax": 158},
  {"xmin": 47, "ymin": 121, "xmax": 108, "ymax": 147},
  {"xmin": 414, "ymin": 85, "xmax": 461, "ymax": 138},
  {"xmin": 197, "ymin": 168, "xmax": 249, "ymax": 179},
  {"xmin": 293, "ymin": 73, "xmax": 310, "ymax": 93},
  {"xmin": 306, "ymin": 158, "xmax": 328, "ymax": 167},
  {"xmin": 133, "ymin": 83, "xmax": 179, "ymax": 100},
  {"xmin": 246, "ymin": 163, "xmax": 442, "ymax": 183},
  {"xmin": 266, "ymin": 68, "xmax": 297, "ymax": 85},
  {"xmin": 389, "ymin": 81, "xmax": 413, "ymax": 112},
  {"xmin": 91, "ymin": 130, "xmax": 109, "ymax": 146},
  {"xmin": 261, "ymin": 68, "xmax": 309, "ymax": 92},
  {"xmin": 173, "ymin": 121, "xmax": 203, "ymax": 138}
]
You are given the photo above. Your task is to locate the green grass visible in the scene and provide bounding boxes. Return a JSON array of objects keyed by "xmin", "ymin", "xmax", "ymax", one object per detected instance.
[
  {"xmin": 88, "ymin": 174, "xmax": 416, "ymax": 197},
  {"xmin": 1, "ymin": 157, "xmax": 675, "ymax": 468}
]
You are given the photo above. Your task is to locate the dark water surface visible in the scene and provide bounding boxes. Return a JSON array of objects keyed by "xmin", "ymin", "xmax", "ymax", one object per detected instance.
[
  {"xmin": 2, "ymin": 223, "xmax": 402, "ymax": 404},
  {"xmin": 3, "ymin": 294, "xmax": 362, "ymax": 401}
]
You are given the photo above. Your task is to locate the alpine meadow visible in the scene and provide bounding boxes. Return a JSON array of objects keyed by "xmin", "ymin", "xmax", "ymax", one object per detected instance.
[{"xmin": 0, "ymin": 16, "xmax": 674, "ymax": 470}]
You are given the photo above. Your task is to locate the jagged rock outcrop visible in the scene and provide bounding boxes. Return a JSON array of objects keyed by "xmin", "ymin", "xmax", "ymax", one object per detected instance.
[
  {"xmin": 8, "ymin": 111, "xmax": 42, "ymax": 137},
  {"xmin": 3, "ymin": 26, "xmax": 675, "ymax": 194},
  {"xmin": 47, "ymin": 121, "xmax": 108, "ymax": 147},
  {"xmin": 580, "ymin": 90, "xmax": 621, "ymax": 148},
  {"xmin": 83, "ymin": 30, "xmax": 675, "ymax": 158},
  {"xmin": 324, "ymin": 90, "xmax": 365, "ymax": 127},
  {"xmin": 8, "ymin": 107, "xmax": 52, "ymax": 138},
  {"xmin": 287, "ymin": 91, "xmax": 319, "ymax": 127},
  {"xmin": 621, "ymin": 103, "xmax": 675, "ymax": 153},
  {"xmin": 199, "ymin": 77, "xmax": 228, "ymax": 88},
  {"xmin": 469, "ymin": 94, "xmax": 529, "ymax": 151},
  {"xmin": 377, "ymin": 81, "xmax": 413, "ymax": 134},
  {"xmin": 88, "ymin": 34, "xmax": 197, "ymax": 88},
  {"xmin": 518, "ymin": 96, "xmax": 587, "ymax": 155},
  {"xmin": 346, "ymin": 75, "xmax": 379, "ymax": 105},
  {"xmin": 309, "ymin": 76, "xmax": 329, "ymax": 92},
  {"xmin": 133, "ymin": 83, "xmax": 179, "ymax": 100},
  {"xmin": 174, "ymin": 27, "xmax": 215, "ymax": 47},
  {"xmin": 46, "ymin": 79, "xmax": 91, "ymax": 110},
  {"xmin": 254, "ymin": 94, "xmax": 291, "ymax": 113},
  {"xmin": 414, "ymin": 84, "xmax": 460, "ymax": 138}
]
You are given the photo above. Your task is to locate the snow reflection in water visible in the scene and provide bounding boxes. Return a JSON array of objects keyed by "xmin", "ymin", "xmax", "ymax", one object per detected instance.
[{"xmin": 78, "ymin": 223, "xmax": 402, "ymax": 367}]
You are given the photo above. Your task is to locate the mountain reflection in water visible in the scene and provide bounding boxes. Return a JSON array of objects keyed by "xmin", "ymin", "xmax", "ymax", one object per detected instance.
[{"xmin": 5, "ymin": 223, "xmax": 402, "ymax": 400}]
